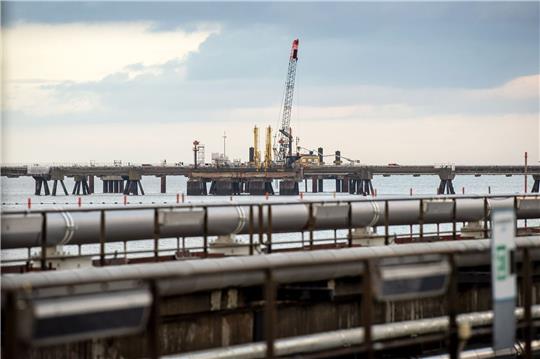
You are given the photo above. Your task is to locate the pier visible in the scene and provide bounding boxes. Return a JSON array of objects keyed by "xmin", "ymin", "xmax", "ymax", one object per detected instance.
[{"xmin": 3, "ymin": 164, "xmax": 540, "ymax": 196}]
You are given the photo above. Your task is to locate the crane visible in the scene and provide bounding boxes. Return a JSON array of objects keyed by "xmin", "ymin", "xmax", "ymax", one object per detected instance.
[{"xmin": 275, "ymin": 38, "xmax": 299, "ymax": 164}]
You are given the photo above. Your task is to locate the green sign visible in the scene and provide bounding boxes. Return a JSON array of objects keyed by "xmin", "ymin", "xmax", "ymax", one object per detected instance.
[{"xmin": 496, "ymin": 245, "xmax": 507, "ymax": 281}]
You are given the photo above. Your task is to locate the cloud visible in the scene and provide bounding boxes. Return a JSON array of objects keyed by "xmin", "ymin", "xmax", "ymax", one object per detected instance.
[
  {"xmin": 3, "ymin": 22, "xmax": 218, "ymax": 82},
  {"xmin": 2, "ymin": 22, "xmax": 219, "ymax": 116},
  {"xmin": 4, "ymin": 81, "xmax": 103, "ymax": 117},
  {"xmin": 468, "ymin": 74, "xmax": 540, "ymax": 100}
]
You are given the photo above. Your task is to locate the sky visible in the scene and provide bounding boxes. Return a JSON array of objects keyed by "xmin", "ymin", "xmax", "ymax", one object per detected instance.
[{"xmin": 1, "ymin": 1, "xmax": 539, "ymax": 165}]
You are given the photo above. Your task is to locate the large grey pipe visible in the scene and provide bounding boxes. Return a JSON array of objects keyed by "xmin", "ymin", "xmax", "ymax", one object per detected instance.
[
  {"xmin": 3, "ymin": 237, "xmax": 540, "ymax": 294},
  {"xmin": 2, "ymin": 197, "xmax": 539, "ymax": 249}
]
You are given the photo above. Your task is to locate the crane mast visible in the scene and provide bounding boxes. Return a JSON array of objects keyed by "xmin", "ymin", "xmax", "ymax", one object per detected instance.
[{"xmin": 275, "ymin": 38, "xmax": 299, "ymax": 164}]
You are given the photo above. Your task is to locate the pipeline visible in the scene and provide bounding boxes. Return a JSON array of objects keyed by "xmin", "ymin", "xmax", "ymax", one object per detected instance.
[
  {"xmin": 422, "ymin": 340, "xmax": 540, "ymax": 359},
  {"xmin": 2, "ymin": 196, "xmax": 539, "ymax": 249},
  {"xmin": 3, "ymin": 237, "xmax": 540, "ymax": 294},
  {"xmin": 164, "ymin": 306, "xmax": 540, "ymax": 359}
]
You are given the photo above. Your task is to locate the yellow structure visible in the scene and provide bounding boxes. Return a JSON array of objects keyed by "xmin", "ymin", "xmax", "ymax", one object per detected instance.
[
  {"xmin": 253, "ymin": 126, "xmax": 261, "ymax": 170},
  {"xmin": 264, "ymin": 126, "xmax": 272, "ymax": 170}
]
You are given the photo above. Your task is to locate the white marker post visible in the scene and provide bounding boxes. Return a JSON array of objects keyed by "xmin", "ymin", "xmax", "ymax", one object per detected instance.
[{"xmin": 491, "ymin": 208, "xmax": 516, "ymax": 354}]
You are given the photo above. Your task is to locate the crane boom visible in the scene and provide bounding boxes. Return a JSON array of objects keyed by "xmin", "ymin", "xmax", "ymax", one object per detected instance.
[{"xmin": 275, "ymin": 38, "xmax": 299, "ymax": 163}]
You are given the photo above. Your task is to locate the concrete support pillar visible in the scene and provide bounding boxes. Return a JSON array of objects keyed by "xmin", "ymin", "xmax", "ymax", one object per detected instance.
[
  {"xmin": 50, "ymin": 180, "xmax": 68, "ymax": 196},
  {"xmin": 33, "ymin": 176, "xmax": 51, "ymax": 196},
  {"xmin": 265, "ymin": 181, "xmax": 275, "ymax": 195},
  {"xmin": 88, "ymin": 176, "xmax": 94, "ymax": 194},
  {"xmin": 124, "ymin": 180, "xmax": 141, "ymax": 195},
  {"xmin": 247, "ymin": 181, "xmax": 265, "ymax": 195},
  {"xmin": 279, "ymin": 180, "xmax": 299, "ymax": 195},
  {"xmin": 304, "ymin": 178, "xmax": 308, "ymax": 192},
  {"xmin": 438, "ymin": 168, "xmax": 456, "ymax": 195},
  {"xmin": 123, "ymin": 171, "xmax": 144, "ymax": 195},
  {"xmin": 312, "ymin": 176, "xmax": 318, "ymax": 193},
  {"xmin": 349, "ymin": 179, "xmax": 356, "ymax": 194},
  {"xmin": 160, "ymin": 176, "xmax": 167, "ymax": 194},
  {"xmin": 356, "ymin": 179, "xmax": 374, "ymax": 196},
  {"xmin": 342, "ymin": 176, "xmax": 349, "ymax": 193},
  {"xmin": 187, "ymin": 179, "xmax": 207, "ymax": 195},
  {"xmin": 210, "ymin": 180, "xmax": 235, "ymax": 195},
  {"xmin": 349, "ymin": 169, "xmax": 374, "ymax": 196},
  {"xmin": 50, "ymin": 170, "xmax": 67, "ymax": 196},
  {"xmin": 72, "ymin": 175, "xmax": 89, "ymax": 195},
  {"xmin": 532, "ymin": 175, "xmax": 540, "ymax": 193}
]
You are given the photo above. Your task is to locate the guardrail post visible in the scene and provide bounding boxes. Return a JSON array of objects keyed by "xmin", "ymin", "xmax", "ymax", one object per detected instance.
[
  {"xmin": 203, "ymin": 206, "xmax": 208, "ymax": 258},
  {"xmin": 100, "ymin": 210, "xmax": 106, "ymax": 266},
  {"xmin": 309, "ymin": 203, "xmax": 314, "ymax": 250},
  {"xmin": 419, "ymin": 199, "xmax": 424, "ymax": 240},
  {"xmin": 41, "ymin": 212, "xmax": 47, "ymax": 270},
  {"xmin": 258, "ymin": 204, "xmax": 264, "ymax": 247},
  {"xmin": 4, "ymin": 290, "xmax": 24, "ymax": 358},
  {"xmin": 148, "ymin": 280, "xmax": 161, "ymax": 359},
  {"xmin": 347, "ymin": 201, "xmax": 352, "ymax": 247},
  {"xmin": 362, "ymin": 260, "xmax": 374, "ymax": 359},
  {"xmin": 26, "ymin": 247, "xmax": 32, "ymax": 270},
  {"xmin": 264, "ymin": 269, "xmax": 276, "ymax": 358},
  {"xmin": 249, "ymin": 205, "xmax": 254, "ymax": 255},
  {"xmin": 452, "ymin": 198, "xmax": 457, "ymax": 240},
  {"xmin": 384, "ymin": 200, "xmax": 389, "ymax": 245},
  {"xmin": 522, "ymin": 247, "xmax": 532, "ymax": 359},
  {"xmin": 267, "ymin": 205, "xmax": 273, "ymax": 254},
  {"xmin": 483, "ymin": 197, "xmax": 489, "ymax": 239},
  {"xmin": 448, "ymin": 254, "xmax": 459, "ymax": 359},
  {"xmin": 513, "ymin": 196, "xmax": 518, "ymax": 231},
  {"xmin": 153, "ymin": 208, "xmax": 160, "ymax": 261}
]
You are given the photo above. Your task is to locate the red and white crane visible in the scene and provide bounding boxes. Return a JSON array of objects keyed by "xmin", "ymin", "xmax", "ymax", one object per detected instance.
[{"xmin": 274, "ymin": 38, "xmax": 299, "ymax": 164}]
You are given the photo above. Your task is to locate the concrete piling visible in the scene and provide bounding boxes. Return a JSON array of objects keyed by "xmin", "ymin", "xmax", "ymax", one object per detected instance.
[
  {"xmin": 532, "ymin": 175, "xmax": 540, "ymax": 193},
  {"xmin": 312, "ymin": 176, "xmax": 318, "ymax": 193},
  {"xmin": 342, "ymin": 176, "xmax": 349, "ymax": 193},
  {"xmin": 187, "ymin": 180, "xmax": 207, "ymax": 196},
  {"xmin": 160, "ymin": 176, "xmax": 167, "ymax": 194},
  {"xmin": 335, "ymin": 179, "xmax": 341, "ymax": 192},
  {"xmin": 279, "ymin": 180, "xmax": 299, "ymax": 195},
  {"xmin": 437, "ymin": 168, "xmax": 456, "ymax": 195},
  {"xmin": 88, "ymin": 176, "xmax": 94, "ymax": 194}
]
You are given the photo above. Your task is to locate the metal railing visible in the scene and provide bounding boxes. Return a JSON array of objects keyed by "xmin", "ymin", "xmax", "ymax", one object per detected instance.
[
  {"xmin": 2, "ymin": 237, "xmax": 539, "ymax": 358},
  {"xmin": 2, "ymin": 194, "xmax": 539, "ymax": 269}
]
